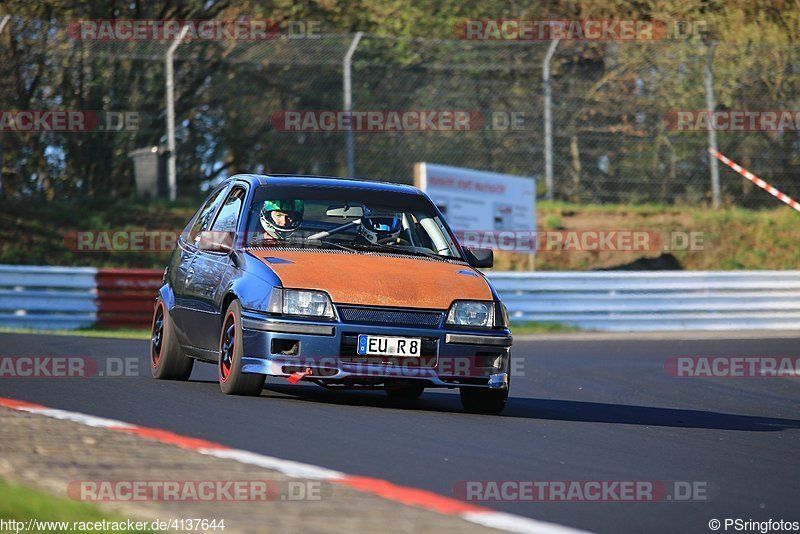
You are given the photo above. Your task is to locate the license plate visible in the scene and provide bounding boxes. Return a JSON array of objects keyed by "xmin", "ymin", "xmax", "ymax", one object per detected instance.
[{"xmin": 357, "ymin": 335, "xmax": 422, "ymax": 357}]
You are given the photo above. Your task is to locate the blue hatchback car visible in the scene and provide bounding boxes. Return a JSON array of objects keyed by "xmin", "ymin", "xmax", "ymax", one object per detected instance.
[{"xmin": 151, "ymin": 174, "xmax": 512, "ymax": 414}]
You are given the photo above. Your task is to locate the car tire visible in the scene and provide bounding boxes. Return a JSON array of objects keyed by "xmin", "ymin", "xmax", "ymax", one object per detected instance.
[
  {"xmin": 150, "ymin": 298, "xmax": 194, "ymax": 380},
  {"xmin": 218, "ymin": 300, "xmax": 265, "ymax": 396},
  {"xmin": 460, "ymin": 351, "xmax": 511, "ymax": 414},
  {"xmin": 385, "ymin": 382, "xmax": 425, "ymax": 400},
  {"xmin": 459, "ymin": 387, "xmax": 508, "ymax": 415}
]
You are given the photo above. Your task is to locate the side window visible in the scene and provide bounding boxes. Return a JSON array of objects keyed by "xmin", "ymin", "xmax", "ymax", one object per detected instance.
[
  {"xmin": 188, "ymin": 187, "xmax": 227, "ymax": 242},
  {"xmin": 210, "ymin": 187, "xmax": 246, "ymax": 233}
]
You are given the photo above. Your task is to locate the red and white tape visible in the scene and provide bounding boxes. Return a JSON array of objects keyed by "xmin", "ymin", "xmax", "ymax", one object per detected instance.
[
  {"xmin": 710, "ymin": 149, "xmax": 800, "ymax": 212},
  {"xmin": 0, "ymin": 396, "xmax": 583, "ymax": 534}
]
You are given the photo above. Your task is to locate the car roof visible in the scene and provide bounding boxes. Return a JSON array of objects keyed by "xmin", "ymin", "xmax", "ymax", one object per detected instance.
[{"xmin": 229, "ymin": 174, "xmax": 423, "ymax": 195}]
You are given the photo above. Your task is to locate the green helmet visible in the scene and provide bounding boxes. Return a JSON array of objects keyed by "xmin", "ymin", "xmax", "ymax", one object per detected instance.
[{"xmin": 260, "ymin": 199, "xmax": 304, "ymax": 239}]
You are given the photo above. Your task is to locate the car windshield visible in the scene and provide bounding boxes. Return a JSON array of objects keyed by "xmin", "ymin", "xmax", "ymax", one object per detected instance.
[{"xmin": 244, "ymin": 185, "xmax": 464, "ymax": 261}]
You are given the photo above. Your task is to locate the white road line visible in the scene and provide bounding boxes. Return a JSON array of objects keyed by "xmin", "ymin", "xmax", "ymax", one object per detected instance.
[
  {"xmin": 198, "ymin": 447, "xmax": 346, "ymax": 480},
  {"xmin": 462, "ymin": 511, "xmax": 589, "ymax": 534},
  {"xmin": 18, "ymin": 406, "xmax": 135, "ymax": 428}
]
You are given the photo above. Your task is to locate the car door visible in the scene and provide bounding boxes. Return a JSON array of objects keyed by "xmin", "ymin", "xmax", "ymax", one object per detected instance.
[
  {"xmin": 171, "ymin": 185, "xmax": 228, "ymax": 343},
  {"xmin": 168, "ymin": 238, "xmax": 197, "ymax": 343},
  {"xmin": 182, "ymin": 184, "xmax": 247, "ymax": 352}
]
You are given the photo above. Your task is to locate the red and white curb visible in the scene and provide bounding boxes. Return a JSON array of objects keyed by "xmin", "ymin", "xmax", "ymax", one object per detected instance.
[
  {"xmin": 710, "ymin": 149, "xmax": 800, "ymax": 212},
  {"xmin": 0, "ymin": 396, "xmax": 586, "ymax": 534}
]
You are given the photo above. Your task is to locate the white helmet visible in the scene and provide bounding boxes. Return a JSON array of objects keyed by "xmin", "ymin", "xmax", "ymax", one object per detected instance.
[{"xmin": 357, "ymin": 209, "xmax": 402, "ymax": 243}]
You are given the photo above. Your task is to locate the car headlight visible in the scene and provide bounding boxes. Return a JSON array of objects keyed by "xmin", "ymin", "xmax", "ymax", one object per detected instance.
[
  {"xmin": 446, "ymin": 301, "xmax": 495, "ymax": 327},
  {"xmin": 267, "ymin": 288, "xmax": 335, "ymax": 319}
]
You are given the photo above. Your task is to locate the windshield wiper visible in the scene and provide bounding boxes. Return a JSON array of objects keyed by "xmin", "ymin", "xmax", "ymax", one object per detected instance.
[
  {"xmin": 306, "ymin": 238, "xmax": 358, "ymax": 253},
  {"xmin": 351, "ymin": 242, "xmax": 459, "ymax": 261}
]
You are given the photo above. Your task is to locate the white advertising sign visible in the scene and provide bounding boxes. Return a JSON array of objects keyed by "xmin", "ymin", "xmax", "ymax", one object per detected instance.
[{"xmin": 414, "ymin": 162, "xmax": 536, "ymax": 252}]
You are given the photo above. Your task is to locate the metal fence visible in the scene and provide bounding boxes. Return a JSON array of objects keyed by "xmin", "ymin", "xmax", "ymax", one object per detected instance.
[
  {"xmin": 96, "ymin": 268, "xmax": 162, "ymax": 328},
  {"xmin": 488, "ymin": 271, "xmax": 800, "ymax": 331},
  {"xmin": 0, "ymin": 266, "xmax": 163, "ymax": 330},
  {"xmin": 1, "ymin": 265, "xmax": 799, "ymax": 332},
  {"xmin": 0, "ymin": 265, "xmax": 97, "ymax": 329},
  {"xmin": 1, "ymin": 17, "xmax": 799, "ymax": 208}
]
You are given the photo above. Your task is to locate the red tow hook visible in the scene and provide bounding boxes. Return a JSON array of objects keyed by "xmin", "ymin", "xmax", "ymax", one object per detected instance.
[{"xmin": 286, "ymin": 367, "xmax": 313, "ymax": 385}]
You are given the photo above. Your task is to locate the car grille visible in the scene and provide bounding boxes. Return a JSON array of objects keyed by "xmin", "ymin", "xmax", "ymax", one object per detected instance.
[{"xmin": 337, "ymin": 306, "xmax": 443, "ymax": 328}]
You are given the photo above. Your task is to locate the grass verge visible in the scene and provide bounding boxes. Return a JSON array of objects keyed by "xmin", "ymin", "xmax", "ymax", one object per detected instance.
[
  {"xmin": 494, "ymin": 200, "xmax": 800, "ymax": 271},
  {"xmin": 0, "ymin": 477, "xmax": 155, "ymax": 531},
  {"xmin": 509, "ymin": 321, "xmax": 584, "ymax": 334},
  {"xmin": 2, "ymin": 197, "xmax": 798, "ymax": 270},
  {"xmin": 0, "ymin": 327, "xmax": 150, "ymax": 340}
]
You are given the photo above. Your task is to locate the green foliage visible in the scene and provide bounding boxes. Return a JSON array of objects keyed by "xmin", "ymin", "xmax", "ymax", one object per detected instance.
[
  {"xmin": 0, "ymin": 327, "xmax": 150, "ymax": 339},
  {"xmin": 496, "ymin": 200, "xmax": 800, "ymax": 271},
  {"xmin": 0, "ymin": 196, "xmax": 196, "ymax": 268},
  {"xmin": 3, "ymin": 197, "xmax": 796, "ymax": 271},
  {"xmin": 0, "ymin": 1, "xmax": 798, "ymax": 205},
  {"xmin": 510, "ymin": 321, "xmax": 584, "ymax": 334},
  {"xmin": 0, "ymin": 477, "xmax": 155, "ymax": 531}
]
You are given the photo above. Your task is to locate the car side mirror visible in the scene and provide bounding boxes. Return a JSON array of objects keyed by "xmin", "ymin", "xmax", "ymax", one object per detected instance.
[
  {"xmin": 465, "ymin": 247, "xmax": 493, "ymax": 268},
  {"xmin": 196, "ymin": 231, "xmax": 234, "ymax": 253}
]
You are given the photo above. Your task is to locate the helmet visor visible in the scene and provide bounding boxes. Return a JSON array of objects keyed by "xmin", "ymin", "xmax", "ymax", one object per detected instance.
[
  {"xmin": 362, "ymin": 215, "xmax": 401, "ymax": 233},
  {"xmin": 268, "ymin": 210, "xmax": 303, "ymax": 230}
]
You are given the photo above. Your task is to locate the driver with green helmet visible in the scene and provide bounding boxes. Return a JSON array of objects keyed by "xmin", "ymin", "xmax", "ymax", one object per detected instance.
[{"xmin": 259, "ymin": 199, "xmax": 304, "ymax": 240}]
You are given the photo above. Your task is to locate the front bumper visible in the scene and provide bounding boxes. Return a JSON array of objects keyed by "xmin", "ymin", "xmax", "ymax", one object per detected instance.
[{"xmin": 239, "ymin": 309, "xmax": 512, "ymax": 389}]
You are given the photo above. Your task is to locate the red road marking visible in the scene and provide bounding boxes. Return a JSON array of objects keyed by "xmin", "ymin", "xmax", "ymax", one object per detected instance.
[
  {"xmin": 114, "ymin": 426, "xmax": 230, "ymax": 450},
  {"xmin": 0, "ymin": 397, "xmax": 47, "ymax": 410},
  {"xmin": 335, "ymin": 475, "xmax": 484, "ymax": 514}
]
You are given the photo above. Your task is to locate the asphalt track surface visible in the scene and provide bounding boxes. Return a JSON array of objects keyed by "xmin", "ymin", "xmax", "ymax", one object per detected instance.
[{"xmin": 1, "ymin": 332, "xmax": 798, "ymax": 533}]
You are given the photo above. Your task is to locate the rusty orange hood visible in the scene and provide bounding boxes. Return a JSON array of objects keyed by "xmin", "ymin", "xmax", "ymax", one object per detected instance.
[{"xmin": 248, "ymin": 250, "xmax": 492, "ymax": 309}]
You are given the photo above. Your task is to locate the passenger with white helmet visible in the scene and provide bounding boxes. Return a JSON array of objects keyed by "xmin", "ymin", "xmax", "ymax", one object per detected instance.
[{"xmin": 356, "ymin": 207, "xmax": 403, "ymax": 244}]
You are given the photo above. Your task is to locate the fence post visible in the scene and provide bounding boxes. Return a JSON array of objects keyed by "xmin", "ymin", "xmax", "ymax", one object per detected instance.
[
  {"xmin": 343, "ymin": 32, "xmax": 363, "ymax": 178},
  {"xmin": 0, "ymin": 14, "xmax": 10, "ymax": 197},
  {"xmin": 705, "ymin": 40, "xmax": 721, "ymax": 209},
  {"xmin": 165, "ymin": 26, "xmax": 190, "ymax": 202},
  {"xmin": 542, "ymin": 39, "xmax": 559, "ymax": 201}
]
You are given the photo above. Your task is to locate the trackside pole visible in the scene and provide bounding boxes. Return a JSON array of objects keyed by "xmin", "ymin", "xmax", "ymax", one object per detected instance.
[
  {"xmin": 705, "ymin": 41, "xmax": 721, "ymax": 209},
  {"xmin": 343, "ymin": 32, "xmax": 364, "ymax": 178},
  {"xmin": 710, "ymin": 149, "xmax": 800, "ymax": 213},
  {"xmin": 0, "ymin": 15, "xmax": 10, "ymax": 197},
  {"xmin": 542, "ymin": 39, "xmax": 559, "ymax": 202},
  {"xmin": 165, "ymin": 25, "xmax": 190, "ymax": 201}
]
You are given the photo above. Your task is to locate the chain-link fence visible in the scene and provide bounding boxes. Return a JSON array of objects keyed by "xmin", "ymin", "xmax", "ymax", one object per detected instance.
[{"xmin": 1, "ymin": 16, "xmax": 799, "ymax": 208}]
